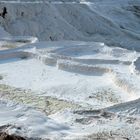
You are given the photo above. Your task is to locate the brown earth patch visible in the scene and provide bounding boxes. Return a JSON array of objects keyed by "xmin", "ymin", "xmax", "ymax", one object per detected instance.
[{"xmin": 0, "ymin": 132, "xmax": 25, "ymax": 140}]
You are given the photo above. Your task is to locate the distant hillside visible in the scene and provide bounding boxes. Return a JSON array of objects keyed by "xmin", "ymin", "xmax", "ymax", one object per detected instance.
[{"xmin": 0, "ymin": 0, "xmax": 140, "ymax": 50}]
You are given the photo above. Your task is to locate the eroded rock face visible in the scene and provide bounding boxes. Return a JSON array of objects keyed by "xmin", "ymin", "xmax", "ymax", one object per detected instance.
[{"xmin": 0, "ymin": 132, "xmax": 25, "ymax": 140}]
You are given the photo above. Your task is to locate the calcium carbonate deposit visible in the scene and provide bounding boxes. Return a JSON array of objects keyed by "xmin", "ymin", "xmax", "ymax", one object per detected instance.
[{"xmin": 0, "ymin": 0, "xmax": 140, "ymax": 139}]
